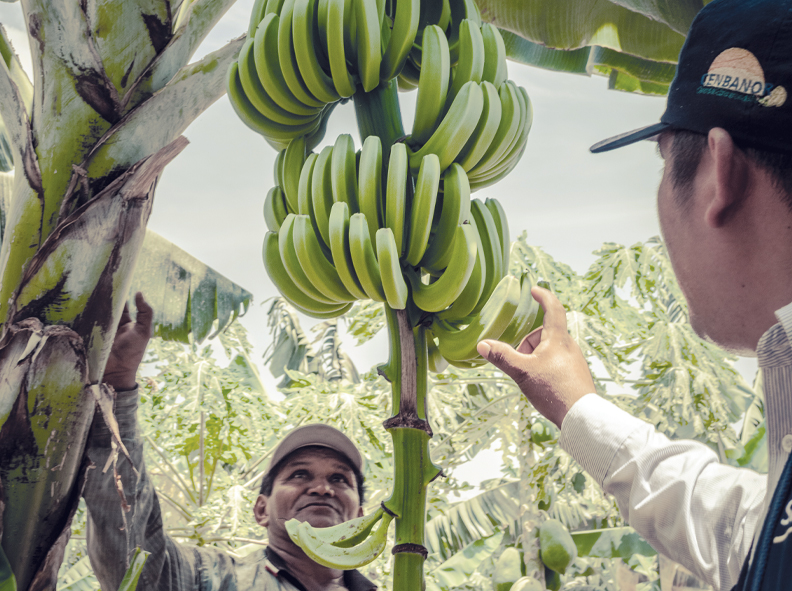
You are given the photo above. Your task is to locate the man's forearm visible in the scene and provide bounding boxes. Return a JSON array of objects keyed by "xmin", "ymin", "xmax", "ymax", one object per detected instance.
[
  {"xmin": 83, "ymin": 387, "xmax": 199, "ymax": 591},
  {"xmin": 560, "ymin": 394, "xmax": 767, "ymax": 591}
]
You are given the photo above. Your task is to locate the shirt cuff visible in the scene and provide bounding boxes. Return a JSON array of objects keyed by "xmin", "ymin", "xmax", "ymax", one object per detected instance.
[{"xmin": 559, "ymin": 393, "xmax": 651, "ymax": 487}]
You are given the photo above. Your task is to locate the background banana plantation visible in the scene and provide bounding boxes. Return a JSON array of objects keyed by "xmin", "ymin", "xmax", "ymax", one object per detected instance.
[{"xmin": 0, "ymin": 0, "xmax": 762, "ymax": 589}]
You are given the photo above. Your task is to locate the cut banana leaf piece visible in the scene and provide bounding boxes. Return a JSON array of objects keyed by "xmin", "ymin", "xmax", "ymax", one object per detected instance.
[{"xmin": 128, "ymin": 230, "xmax": 253, "ymax": 344}]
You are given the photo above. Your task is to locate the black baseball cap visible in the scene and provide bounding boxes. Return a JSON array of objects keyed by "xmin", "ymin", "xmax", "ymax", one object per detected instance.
[{"xmin": 591, "ymin": 0, "xmax": 792, "ymax": 154}]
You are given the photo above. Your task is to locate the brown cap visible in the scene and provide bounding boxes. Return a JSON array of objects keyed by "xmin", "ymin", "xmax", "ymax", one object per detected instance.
[{"xmin": 266, "ymin": 424, "xmax": 364, "ymax": 477}]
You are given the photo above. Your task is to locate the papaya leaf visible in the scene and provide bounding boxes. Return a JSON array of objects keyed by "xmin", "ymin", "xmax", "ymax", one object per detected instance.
[{"xmin": 572, "ymin": 526, "xmax": 656, "ymax": 559}]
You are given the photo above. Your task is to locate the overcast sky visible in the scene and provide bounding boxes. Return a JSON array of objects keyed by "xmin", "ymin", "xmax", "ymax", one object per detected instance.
[{"xmin": 0, "ymin": 2, "xmax": 756, "ymax": 486}]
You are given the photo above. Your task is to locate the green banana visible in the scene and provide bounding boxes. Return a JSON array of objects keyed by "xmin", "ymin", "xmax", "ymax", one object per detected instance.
[
  {"xmin": 273, "ymin": 147, "xmax": 286, "ymax": 189},
  {"xmin": 485, "ymin": 197, "xmax": 510, "ymax": 273},
  {"xmin": 293, "ymin": 0, "xmax": 341, "ymax": 104},
  {"xmin": 278, "ymin": 0, "xmax": 326, "ymax": 108},
  {"xmin": 287, "ymin": 506, "xmax": 385, "ymax": 549},
  {"xmin": 254, "ymin": 13, "xmax": 324, "ymax": 117},
  {"xmin": 331, "ymin": 134, "xmax": 359, "ymax": 213},
  {"xmin": 282, "ymin": 136, "xmax": 307, "ymax": 214},
  {"xmin": 411, "ymin": 25, "xmax": 450, "ymax": 145},
  {"xmin": 293, "ymin": 214, "xmax": 355, "ymax": 302},
  {"xmin": 349, "ymin": 212, "xmax": 386, "ymax": 302},
  {"xmin": 358, "ymin": 135, "xmax": 383, "ymax": 246},
  {"xmin": 470, "ymin": 86, "xmax": 533, "ymax": 189},
  {"xmin": 249, "ymin": 0, "xmax": 269, "ymax": 37},
  {"xmin": 385, "ymin": 142, "xmax": 408, "ymax": 255},
  {"xmin": 469, "ymin": 198, "xmax": 504, "ymax": 314},
  {"xmin": 421, "ymin": 163, "xmax": 471, "ymax": 272},
  {"xmin": 297, "ymin": 152, "xmax": 319, "ymax": 216},
  {"xmin": 380, "ymin": 0, "xmax": 419, "ymax": 82},
  {"xmin": 409, "ymin": 224, "xmax": 477, "ymax": 313},
  {"xmin": 432, "ymin": 275, "xmax": 520, "ymax": 362},
  {"xmin": 311, "ymin": 145, "xmax": 336, "ymax": 247},
  {"xmin": 376, "ymin": 228, "xmax": 409, "ymax": 309},
  {"xmin": 404, "ymin": 153, "xmax": 441, "ymax": 267},
  {"xmin": 326, "ymin": 0, "xmax": 357, "ymax": 97},
  {"xmin": 446, "ymin": 19, "xmax": 484, "ymax": 109},
  {"xmin": 408, "ymin": 80, "xmax": 484, "ymax": 173},
  {"xmin": 353, "ymin": 0, "xmax": 382, "ymax": 92},
  {"xmin": 265, "ymin": 0, "xmax": 288, "ymax": 14},
  {"xmin": 447, "ymin": 0, "xmax": 482, "ymax": 63},
  {"xmin": 468, "ymin": 81, "xmax": 521, "ymax": 178},
  {"xmin": 290, "ymin": 512, "xmax": 394, "ymax": 569},
  {"xmin": 436, "ymin": 217, "xmax": 485, "ymax": 321},
  {"xmin": 264, "ymin": 186, "xmax": 290, "ymax": 232},
  {"xmin": 481, "ymin": 23, "xmax": 508, "ymax": 88},
  {"xmin": 427, "ymin": 333, "xmax": 449, "ymax": 373},
  {"xmin": 328, "ymin": 201, "xmax": 369, "ymax": 300},
  {"xmin": 499, "ymin": 273, "xmax": 540, "ymax": 348},
  {"xmin": 456, "ymin": 80, "xmax": 502, "ymax": 172},
  {"xmin": 238, "ymin": 38, "xmax": 318, "ymax": 127},
  {"xmin": 226, "ymin": 62, "xmax": 321, "ymax": 150},
  {"xmin": 263, "ymin": 232, "xmax": 351, "ymax": 317},
  {"xmin": 279, "ymin": 214, "xmax": 338, "ymax": 304}
]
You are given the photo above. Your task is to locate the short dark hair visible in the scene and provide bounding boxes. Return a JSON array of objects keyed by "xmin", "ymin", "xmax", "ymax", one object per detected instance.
[
  {"xmin": 669, "ymin": 130, "xmax": 792, "ymax": 210},
  {"xmin": 259, "ymin": 446, "xmax": 366, "ymax": 504}
]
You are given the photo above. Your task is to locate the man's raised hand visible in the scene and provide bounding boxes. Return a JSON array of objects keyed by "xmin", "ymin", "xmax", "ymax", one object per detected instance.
[
  {"xmin": 103, "ymin": 292, "xmax": 154, "ymax": 392},
  {"xmin": 476, "ymin": 287, "xmax": 596, "ymax": 428}
]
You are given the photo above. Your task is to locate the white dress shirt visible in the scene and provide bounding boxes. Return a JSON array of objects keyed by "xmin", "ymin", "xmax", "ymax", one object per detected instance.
[{"xmin": 559, "ymin": 302, "xmax": 792, "ymax": 591}]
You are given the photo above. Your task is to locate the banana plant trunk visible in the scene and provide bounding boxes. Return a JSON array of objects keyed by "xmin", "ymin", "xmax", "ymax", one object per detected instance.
[
  {"xmin": 518, "ymin": 398, "xmax": 545, "ymax": 586},
  {"xmin": 355, "ymin": 84, "xmax": 441, "ymax": 590},
  {"xmin": 0, "ymin": 2, "xmax": 244, "ymax": 588}
]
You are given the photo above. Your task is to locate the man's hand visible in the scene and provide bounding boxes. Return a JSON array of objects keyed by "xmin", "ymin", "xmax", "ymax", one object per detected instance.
[
  {"xmin": 103, "ymin": 292, "xmax": 154, "ymax": 391},
  {"xmin": 476, "ymin": 286, "xmax": 596, "ymax": 428}
]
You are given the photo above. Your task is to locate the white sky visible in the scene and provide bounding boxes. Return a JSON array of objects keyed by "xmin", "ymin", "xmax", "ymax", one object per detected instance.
[{"xmin": 0, "ymin": 2, "xmax": 758, "ymax": 489}]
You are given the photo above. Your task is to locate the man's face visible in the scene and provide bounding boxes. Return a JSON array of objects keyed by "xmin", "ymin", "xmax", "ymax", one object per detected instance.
[
  {"xmin": 655, "ymin": 130, "xmax": 750, "ymax": 352},
  {"xmin": 256, "ymin": 447, "xmax": 363, "ymax": 539}
]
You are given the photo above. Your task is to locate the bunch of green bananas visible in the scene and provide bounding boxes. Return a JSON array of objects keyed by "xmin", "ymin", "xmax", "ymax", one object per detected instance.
[
  {"xmin": 285, "ymin": 506, "xmax": 394, "ymax": 569},
  {"xmin": 403, "ymin": 19, "xmax": 533, "ymax": 190},
  {"xmin": 227, "ymin": 0, "xmax": 422, "ymax": 150},
  {"xmin": 263, "ymin": 133, "xmax": 543, "ymax": 371}
]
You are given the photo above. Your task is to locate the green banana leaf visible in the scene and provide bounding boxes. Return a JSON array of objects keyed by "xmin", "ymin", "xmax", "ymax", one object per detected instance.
[
  {"xmin": 481, "ymin": 0, "xmax": 709, "ymax": 95},
  {"xmin": 118, "ymin": 547, "xmax": 149, "ymax": 591},
  {"xmin": 129, "ymin": 230, "xmax": 252, "ymax": 344},
  {"xmin": 0, "ymin": 547, "xmax": 15, "ymax": 591}
]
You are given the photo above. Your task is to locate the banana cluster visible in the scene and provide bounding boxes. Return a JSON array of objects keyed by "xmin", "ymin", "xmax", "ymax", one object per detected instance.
[
  {"xmin": 227, "ymin": 0, "xmax": 421, "ymax": 150},
  {"xmin": 404, "ymin": 19, "xmax": 533, "ymax": 191},
  {"xmin": 285, "ymin": 506, "xmax": 394, "ymax": 569},
  {"xmin": 263, "ymin": 134, "xmax": 542, "ymax": 371}
]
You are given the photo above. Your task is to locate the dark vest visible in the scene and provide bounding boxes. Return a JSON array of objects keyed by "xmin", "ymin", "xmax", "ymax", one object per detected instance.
[{"xmin": 733, "ymin": 453, "xmax": 792, "ymax": 590}]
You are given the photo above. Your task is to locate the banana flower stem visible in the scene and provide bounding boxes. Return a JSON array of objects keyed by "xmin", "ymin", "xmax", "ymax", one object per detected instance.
[
  {"xmin": 353, "ymin": 80, "xmax": 406, "ymax": 158},
  {"xmin": 381, "ymin": 307, "xmax": 442, "ymax": 591}
]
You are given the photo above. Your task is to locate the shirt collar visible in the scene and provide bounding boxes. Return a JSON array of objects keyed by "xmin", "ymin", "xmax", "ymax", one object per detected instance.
[
  {"xmin": 757, "ymin": 302, "xmax": 792, "ymax": 368},
  {"xmin": 265, "ymin": 547, "xmax": 377, "ymax": 591}
]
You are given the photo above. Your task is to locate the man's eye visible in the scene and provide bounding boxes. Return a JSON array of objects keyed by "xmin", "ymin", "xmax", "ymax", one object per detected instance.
[
  {"xmin": 289, "ymin": 470, "xmax": 308, "ymax": 479},
  {"xmin": 331, "ymin": 474, "xmax": 349, "ymax": 484}
]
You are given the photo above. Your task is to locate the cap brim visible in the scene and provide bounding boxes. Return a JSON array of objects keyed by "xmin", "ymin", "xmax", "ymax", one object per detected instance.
[{"xmin": 589, "ymin": 122, "xmax": 669, "ymax": 153}]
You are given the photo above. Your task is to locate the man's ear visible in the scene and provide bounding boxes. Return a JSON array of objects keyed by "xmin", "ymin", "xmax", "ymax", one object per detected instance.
[
  {"xmin": 254, "ymin": 494, "xmax": 270, "ymax": 528},
  {"xmin": 705, "ymin": 127, "xmax": 749, "ymax": 228},
  {"xmin": 357, "ymin": 506, "xmax": 364, "ymax": 518}
]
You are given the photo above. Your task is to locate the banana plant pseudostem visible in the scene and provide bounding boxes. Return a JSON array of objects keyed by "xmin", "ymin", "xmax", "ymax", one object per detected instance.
[{"xmin": 0, "ymin": 2, "xmax": 253, "ymax": 589}]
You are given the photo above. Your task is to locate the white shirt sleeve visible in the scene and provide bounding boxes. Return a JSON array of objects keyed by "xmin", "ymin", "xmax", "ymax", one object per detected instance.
[{"xmin": 559, "ymin": 394, "xmax": 767, "ymax": 591}]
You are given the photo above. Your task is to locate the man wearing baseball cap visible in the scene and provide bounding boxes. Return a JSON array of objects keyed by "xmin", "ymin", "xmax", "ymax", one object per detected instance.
[
  {"xmin": 83, "ymin": 294, "xmax": 377, "ymax": 590},
  {"xmin": 479, "ymin": 1, "xmax": 792, "ymax": 590}
]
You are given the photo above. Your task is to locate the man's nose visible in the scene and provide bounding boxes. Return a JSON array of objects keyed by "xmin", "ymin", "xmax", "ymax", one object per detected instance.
[{"xmin": 307, "ymin": 480, "xmax": 335, "ymax": 495}]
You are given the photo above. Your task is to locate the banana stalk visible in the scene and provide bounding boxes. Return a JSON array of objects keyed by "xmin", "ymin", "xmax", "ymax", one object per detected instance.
[{"xmin": 356, "ymin": 85, "xmax": 441, "ymax": 591}]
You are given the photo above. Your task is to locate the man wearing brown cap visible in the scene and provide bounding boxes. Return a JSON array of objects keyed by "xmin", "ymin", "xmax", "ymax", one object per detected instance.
[{"xmin": 84, "ymin": 293, "xmax": 377, "ymax": 591}]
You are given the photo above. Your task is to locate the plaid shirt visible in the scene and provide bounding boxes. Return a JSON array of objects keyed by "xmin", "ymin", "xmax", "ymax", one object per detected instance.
[{"xmin": 83, "ymin": 391, "xmax": 377, "ymax": 591}]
